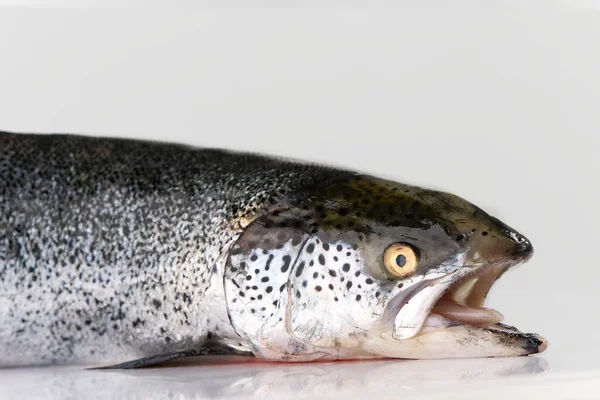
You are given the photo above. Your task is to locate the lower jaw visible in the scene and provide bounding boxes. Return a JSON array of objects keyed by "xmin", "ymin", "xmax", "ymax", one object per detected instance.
[
  {"xmin": 377, "ymin": 291, "xmax": 548, "ymax": 358},
  {"xmin": 408, "ymin": 313, "xmax": 548, "ymax": 359},
  {"xmin": 364, "ymin": 322, "xmax": 547, "ymax": 360}
]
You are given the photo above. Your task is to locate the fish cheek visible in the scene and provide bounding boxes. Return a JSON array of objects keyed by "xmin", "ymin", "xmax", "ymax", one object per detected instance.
[
  {"xmin": 287, "ymin": 236, "xmax": 389, "ymax": 350},
  {"xmin": 223, "ymin": 215, "xmax": 311, "ymax": 355}
]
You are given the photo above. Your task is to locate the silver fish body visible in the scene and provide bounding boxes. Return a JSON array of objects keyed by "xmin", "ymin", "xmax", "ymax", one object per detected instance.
[{"xmin": 0, "ymin": 132, "xmax": 546, "ymax": 367}]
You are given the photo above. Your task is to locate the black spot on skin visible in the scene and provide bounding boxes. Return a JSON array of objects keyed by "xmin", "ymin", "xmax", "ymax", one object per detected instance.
[
  {"xmin": 302, "ymin": 280, "xmax": 308, "ymax": 287},
  {"xmin": 296, "ymin": 290, "xmax": 301, "ymax": 298},
  {"xmin": 356, "ymin": 295, "xmax": 362, "ymax": 301},
  {"xmin": 375, "ymin": 292, "xmax": 380, "ymax": 298},
  {"xmin": 252, "ymin": 285, "xmax": 258, "ymax": 290},
  {"xmin": 295, "ymin": 261, "xmax": 305, "ymax": 277},
  {"xmin": 334, "ymin": 297, "xmax": 339, "ymax": 301},
  {"xmin": 328, "ymin": 284, "xmax": 334, "ymax": 290},
  {"xmin": 251, "ymin": 309, "xmax": 256, "ymax": 313},
  {"xmin": 306, "ymin": 243, "xmax": 315, "ymax": 253},
  {"xmin": 280, "ymin": 284, "xmax": 286, "ymax": 292},
  {"xmin": 246, "ymin": 275, "xmax": 252, "ymax": 281},
  {"xmin": 240, "ymin": 292, "xmax": 245, "ymax": 297},
  {"xmin": 281, "ymin": 255, "xmax": 291, "ymax": 272},
  {"xmin": 333, "ymin": 256, "xmax": 338, "ymax": 262},
  {"xmin": 337, "ymin": 245, "xmax": 343, "ymax": 252},
  {"xmin": 309, "ymin": 260, "xmax": 314, "ymax": 267},
  {"xmin": 254, "ymin": 269, "xmax": 260, "ymax": 274},
  {"xmin": 346, "ymin": 281, "xmax": 353, "ymax": 289},
  {"xmin": 323, "ymin": 243, "xmax": 330, "ymax": 251},
  {"xmin": 315, "ymin": 286, "xmax": 322, "ymax": 292},
  {"xmin": 397, "ymin": 283, "xmax": 404, "ymax": 289},
  {"xmin": 266, "ymin": 286, "xmax": 273, "ymax": 293},
  {"xmin": 355, "ymin": 271, "xmax": 361, "ymax": 277},
  {"xmin": 257, "ymin": 294, "xmax": 263, "ymax": 299},
  {"xmin": 319, "ymin": 254, "xmax": 326, "ymax": 265},
  {"xmin": 342, "ymin": 263, "xmax": 350, "ymax": 272},
  {"xmin": 261, "ymin": 277, "xmax": 269, "ymax": 282},
  {"xmin": 265, "ymin": 254, "xmax": 274, "ymax": 271},
  {"xmin": 313, "ymin": 272, "xmax": 319, "ymax": 279},
  {"xmin": 273, "ymin": 300, "xmax": 278, "ymax": 306},
  {"xmin": 250, "ymin": 254, "xmax": 258, "ymax": 261},
  {"xmin": 152, "ymin": 299, "xmax": 162, "ymax": 309},
  {"xmin": 329, "ymin": 269, "xmax": 337, "ymax": 277},
  {"xmin": 365, "ymin": 278, "xmax": 373, "ymax": 284},
  {"xmin": 346, "ymin": 252, "xmax": 351, "ymax": 256}
]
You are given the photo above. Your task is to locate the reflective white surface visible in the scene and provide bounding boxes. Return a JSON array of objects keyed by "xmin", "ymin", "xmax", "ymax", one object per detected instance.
[
  {"xmin": 0, "ymin": 356, "xmax": 554, "ymax": 399},
  {"xmin": 4, "ymin": 355, "xmax": 600, "ymax": 399},
  {"xmin": 1, "ymin": 1, "xmax": 600, "ymax": 399}
]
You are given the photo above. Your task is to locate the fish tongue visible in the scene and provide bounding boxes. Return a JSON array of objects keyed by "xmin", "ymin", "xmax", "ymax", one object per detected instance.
[{"xmin": 431, "ymin": 299, "xmax": 504, "ymax": 326}]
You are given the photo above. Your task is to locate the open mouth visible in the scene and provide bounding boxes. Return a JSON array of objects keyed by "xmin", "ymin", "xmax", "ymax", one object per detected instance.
[
  {"xmin": 429, "ymin": 264, "xmax": 507, "ymax": 328},
  {"xmin": 423, "ymin": 263, "xmax": 547, "ymax": 354}
]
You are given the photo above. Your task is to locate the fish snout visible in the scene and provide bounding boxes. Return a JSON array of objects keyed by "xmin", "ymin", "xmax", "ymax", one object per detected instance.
[
  {"xmin": 463, "ymin": 216, "xmax": 534, "ymax": 267},
  {"xmin": 511, "ymin": 236, "xmax": 534, "ymax": 259}
]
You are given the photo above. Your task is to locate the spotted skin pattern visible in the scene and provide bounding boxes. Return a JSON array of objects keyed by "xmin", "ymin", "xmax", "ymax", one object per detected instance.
[
  {"xmin": 0, "ymin": 132, "xmax": 544, "ymax": 366},
  {"xmin": 0, "ymin": 132, "xmax": 349, "ymax": 365}
]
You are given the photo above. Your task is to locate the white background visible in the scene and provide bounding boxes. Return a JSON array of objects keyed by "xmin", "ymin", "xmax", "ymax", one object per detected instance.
[{"xmin": 0, "ymin": 2, "xmax": 599, "ymax": 398}]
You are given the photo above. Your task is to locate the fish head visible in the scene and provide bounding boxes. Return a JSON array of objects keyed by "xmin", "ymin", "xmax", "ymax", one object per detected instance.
[{"xmin": 224, "ymin": 175, "xmax": 546, "ymax": 361}]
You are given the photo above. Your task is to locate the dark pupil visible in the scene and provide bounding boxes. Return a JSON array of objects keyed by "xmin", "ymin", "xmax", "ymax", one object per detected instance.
[{"xmin": 395, "ymin": 254, "xmax": 407, "ymax": 267}]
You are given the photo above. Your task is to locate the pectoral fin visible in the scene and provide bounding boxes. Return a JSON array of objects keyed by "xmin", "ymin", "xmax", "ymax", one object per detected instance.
[{"xmin": 89, "ymin": 347, "xmax": 251, "ymax": 370}]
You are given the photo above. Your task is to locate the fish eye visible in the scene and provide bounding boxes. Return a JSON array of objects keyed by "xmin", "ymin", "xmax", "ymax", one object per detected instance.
[{"xmin": 383, "ymin": 243, "xmax": 419, "ymax": 278}]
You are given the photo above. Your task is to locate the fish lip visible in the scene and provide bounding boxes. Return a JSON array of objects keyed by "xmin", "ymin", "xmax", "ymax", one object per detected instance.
[{"xmin": 484, "ymin": 323, "xmax": 548, "ymax": 354}]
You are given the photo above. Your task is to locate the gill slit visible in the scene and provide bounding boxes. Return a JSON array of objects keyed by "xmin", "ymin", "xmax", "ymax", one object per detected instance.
[{"xmin": 284, "ymin": 235, "xmax": 312, "ymax": 335}]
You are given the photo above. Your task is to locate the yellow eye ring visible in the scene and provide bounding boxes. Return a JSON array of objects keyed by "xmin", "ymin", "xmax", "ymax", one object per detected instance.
[{"xmin": 383, "ymin": 243, "xmax": 419, "ymax": 278}]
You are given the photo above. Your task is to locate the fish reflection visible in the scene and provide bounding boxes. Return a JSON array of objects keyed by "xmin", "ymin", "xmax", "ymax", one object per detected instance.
[{"xmin": 0, "ymin": 356, "xmax": 547, "ymax": 399}]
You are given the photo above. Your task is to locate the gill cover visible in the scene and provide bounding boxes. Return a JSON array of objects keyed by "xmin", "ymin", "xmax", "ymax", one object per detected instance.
[{"xmin": 224, "ymin": 208, "xmax": 320, "ymax": 360}]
